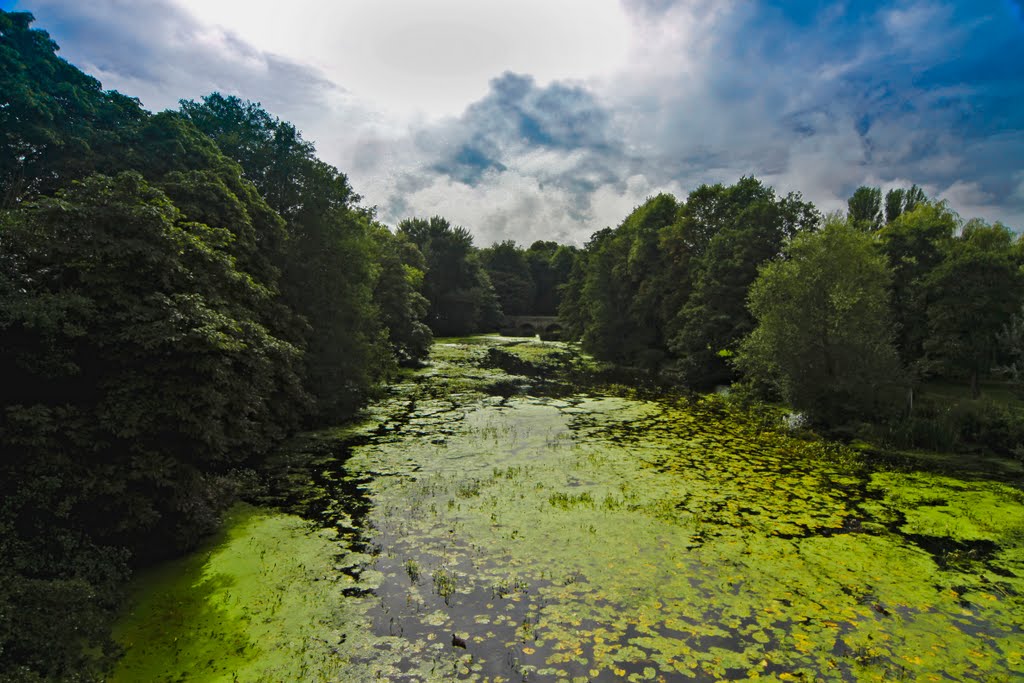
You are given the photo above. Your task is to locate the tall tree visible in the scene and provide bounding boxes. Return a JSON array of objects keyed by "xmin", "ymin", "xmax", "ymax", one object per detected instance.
[
  {"xmin": 921, "ymin": 220, "xmax": 1024, "ymax": 396},
  {"xmin": 884, "ymin": 184, "xmax": 928, "ymax": 224},
  {"xmin": 668, "ymin": 180, "xmax": 819, "ymax": 387},
  {"xmin": 0, "ymin": 11, "xmax": 147, "ymax": 206},
  {"xmin": 847, "ymin": 186, "xmax": 883, "ymax": 231},
  {"xmin": 876, "ymin": 201, "xmax": 957, "ymax": 366},
  {"xmin": 735, "ymin": 215, "xmax": 902, "ymax": 424},
  {"xmin": 180, "ymin": 94, "xmax": 386, "ymax": 419},
  {"xmin": 399, "ymin": 216, "xmax": 500, "ymax": 335},
  {"xmin": 577, "ymin": 194, "xmax": 679, "ymax": 367}
]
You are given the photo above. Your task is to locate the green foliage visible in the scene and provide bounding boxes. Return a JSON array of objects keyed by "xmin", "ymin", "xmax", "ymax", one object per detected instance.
[
  {"xmin": 0, "ymin": 11, "xmax": 147, "ymax": 205},
  {"xmin": 478, "ymin": 239, "xmax": 579, "ymax": 318},
  {"xmin": 995, "ymin": 305, "xmax": 1024, "ymax": 383},
  {"xmin": 668, "ymin": 179, "xmax": 819, "ymax": 387},
  {"xmin": 735, "ymin": 216, "xmax": 904, "ymax": 424},
  {"xmin": 526, "ymin": 240, "xmax": 577, "ymax": 315},
  {"xmin": 372, "ymin": 226, "xmax": 433, "ymax": 365},
  {"xmin": 399, "ymin": 216, "xmax": 501, "ymax": 335},
  {"xmin": 847, "ymin": 185, "xmax": 883, "ymax": 231},
  {"xmin": 571, "ymin": 194, "xmax": 679, "ymax": 366},
  {"xmin": 884, "ymin": 394, "xmax": 1024, "ymax": 456},
  {"xmin": 921, "ymin": 220, "xmax": 1024, "ymax": 396},
  {"xmin": 884, "ymin": 184, "xmax": 927, "ymax": 224},
  {"xmin": 479, "ymin": 240, "xmax": 535, "ymax": 315},
  {"xmin": 561, "ymin": 179, "xmax": 818, "ymax": 384},
  {"xmin": 876, "ymin": 201, "xmax": 957, "ymax": 366},
  {"xmin": 180, "ymin": 93, "xmax": 405, "ymax": 419}
]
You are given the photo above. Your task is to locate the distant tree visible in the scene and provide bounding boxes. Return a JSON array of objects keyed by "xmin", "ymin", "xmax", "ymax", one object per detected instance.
[
  {"xmin": 904, "ymin": 184, "xmax": 927, "ymax": 214},
  {"xmin": 876, "ymin": 202, "xmax": 957, "ymax": 366},
  {"xmin": 847, "ymin": 186, "xmax": 883, "ymax": 231},
  {"xmin": 735, "ymin": 215, "xmax": 902, "ymax": 424},
  {"xmin": 372, "ymin": 226, "xmax": 433, "ymax": 365},
  {"xmin": 399, "ymin": 216, "xmax": 500, "ymax": 335},
  {"xmin": 524, "ymin": 240, "xmax": 577, "ymax": 315},
  {"xmin": 884, "ymin": 184, "xmax": 928, "ymax": 224},
  {"xmin": 479, "ymin": 240, "xmax": 535, "ymax": 315},
  {"xmin": 921, "ymin": 220, "xmax": 1024, "ymax": 397},
  {"xmin": 884, "ymin": 189, "xmax": 906, "ymax": 225}
]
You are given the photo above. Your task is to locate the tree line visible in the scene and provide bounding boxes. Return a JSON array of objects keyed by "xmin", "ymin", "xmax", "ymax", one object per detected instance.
[{"xmin": 558, "ymin": 177, "xmax": 1024, "ymax": 443}]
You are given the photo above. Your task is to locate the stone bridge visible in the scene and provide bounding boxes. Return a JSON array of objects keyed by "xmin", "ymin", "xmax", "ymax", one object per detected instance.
[{"xmin": 498, "ymin": 315, "xmax": 564, "ymax": 340}]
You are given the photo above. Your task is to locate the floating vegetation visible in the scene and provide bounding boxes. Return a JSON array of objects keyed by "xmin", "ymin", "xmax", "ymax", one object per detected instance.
[{"xmin": 112, "ymin": 337, "xmax": 1024, "ymax": 681}]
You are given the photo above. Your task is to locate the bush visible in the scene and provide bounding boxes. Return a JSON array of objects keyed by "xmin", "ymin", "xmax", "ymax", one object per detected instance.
[{"xmin": 882, "ymin": 397, "xmax": 1024, "ymax": 457}]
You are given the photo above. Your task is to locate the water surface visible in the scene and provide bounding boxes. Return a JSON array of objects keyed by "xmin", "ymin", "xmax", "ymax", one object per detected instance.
[{"xmin": 113, "ymin": 337, "xmax": 1024, "ymax": 681}]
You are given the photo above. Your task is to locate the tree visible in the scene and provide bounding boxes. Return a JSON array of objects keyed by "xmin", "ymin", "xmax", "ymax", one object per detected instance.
[
  {"xmin": 180, "ymin": 94, "xmax": 386, "ymax": 419},
  {"xmin": 528, "ymin": 241, "xmax": 577, "ymax": 315},
  {"xmin": 558, "ymin": 229, "xmax": 610, "ymax": 341},
  {"xmin": 0, "ymin": 11, "xmax": 147, "ymax": 206},
  {"xmin": 921, "ymin": 220, "xmax": 1024, "ymax": 397},
  {"xmin": 735, "ymin": 216, "xmax": 902, "ymax": 424},
  {"xmin": 479, "ymin": 240, "xmax": 535, "ymax": 315},
  {"xmin": 847, "ymin": 186, "xmax": 883, "ymax": 231},
  {"xmin": 668, "ymin": 180, "xmax": 819, "ymax": 387},
  {"xmin": 884, "ymin": 184, "xmax": 927, "ymax": 224},
  {"xmin": 372, "ymin": 226, "xmax": 433, "ymax": 365},
  {"xmin": 876, "ymin": 202, "xmax": 956, "ymax": 366},
  {"xmin": 574, "ymin": 194, "xmax": 679, "ymax": 367},
  {"xmin": 399, "ymin": 216, "xmax": 500, "ymax": 335}
]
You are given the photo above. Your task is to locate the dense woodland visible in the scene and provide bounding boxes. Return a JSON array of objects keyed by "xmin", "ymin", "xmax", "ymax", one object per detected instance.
[{"xmin": 2, "ymin": 10, "xmax": 1023, "ymax": 682}]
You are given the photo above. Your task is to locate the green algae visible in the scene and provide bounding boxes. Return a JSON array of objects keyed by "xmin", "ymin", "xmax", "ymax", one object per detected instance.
[
  {"xmin": 111, "ymin": 504, "xmax": 355, "ymax": 682},
  {"xmin": 112, "ymin": 336, "xmax": 1024, "ymax": 681}
]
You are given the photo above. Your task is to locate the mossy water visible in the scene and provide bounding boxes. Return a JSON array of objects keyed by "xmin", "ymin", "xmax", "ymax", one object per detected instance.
[{"xmin": 112, "ymin": 337, "xmax": 1024, "ymax": 681}]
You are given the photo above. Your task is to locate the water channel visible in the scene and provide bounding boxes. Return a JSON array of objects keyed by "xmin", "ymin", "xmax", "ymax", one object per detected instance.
[{"xmin": 111, "ymin": 337, "xmax": 1024, "ymax": 682}]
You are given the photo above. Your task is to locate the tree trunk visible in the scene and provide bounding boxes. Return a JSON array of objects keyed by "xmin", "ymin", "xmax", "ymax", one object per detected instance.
[{"xmin": 970, "ymin": 370, "xmax": 980, "ymax": 399}]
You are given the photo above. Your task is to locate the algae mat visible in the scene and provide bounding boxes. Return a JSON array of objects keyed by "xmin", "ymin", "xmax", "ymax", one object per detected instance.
[{"xmin": 112, "ymin": 338, "xmax": 1024, "ymax": 681}]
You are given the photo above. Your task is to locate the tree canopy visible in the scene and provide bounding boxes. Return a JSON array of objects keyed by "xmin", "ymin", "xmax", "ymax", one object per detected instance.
[
  {"xmin": 399, "ymin": 216, "xmax": 501, "ymax": 336},
  {"xmin": 735, "ymin": 216, "xmax": 903, "ymax": 424}
]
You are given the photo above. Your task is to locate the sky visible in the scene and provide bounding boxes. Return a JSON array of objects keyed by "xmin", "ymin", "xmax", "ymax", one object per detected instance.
[{"xmin": 3, "ymin": 0, "xmax": 1023, "ymax": 245}]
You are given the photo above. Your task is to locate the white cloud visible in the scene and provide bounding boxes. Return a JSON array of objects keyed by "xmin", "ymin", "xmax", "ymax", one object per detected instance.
[
  {"xmin": 170, "ymin": 0, "xmax": 633, "ymax": 120},
  {"xmin": 10, "ymin": 0, "xmax": 1023, "ymax": 240}
]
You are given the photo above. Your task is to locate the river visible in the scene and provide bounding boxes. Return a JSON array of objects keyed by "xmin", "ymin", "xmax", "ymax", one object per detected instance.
[{"xmin": 111, "ymin": 336, "xmax": 1024, "ymax": 682}]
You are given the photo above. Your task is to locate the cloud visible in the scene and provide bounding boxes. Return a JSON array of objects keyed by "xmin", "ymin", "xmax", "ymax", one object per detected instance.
[
  {"xmin": 7, "ymin": 0, "xmax": 1024, "ymax": 242},
  {"xmin": 425, "ymin": 73, "xmax": 619, "ymax": 186},
  {"xmin": 8, "ymin": 0, "xmax": 376, "ymax": 145},
  {"xmin": 355, "ymin": 0, "xmax": 1024, "ymax": 242},
  {"xmin": 600, "ymin": 0, "xmax": 1024, "ymax": 225}
]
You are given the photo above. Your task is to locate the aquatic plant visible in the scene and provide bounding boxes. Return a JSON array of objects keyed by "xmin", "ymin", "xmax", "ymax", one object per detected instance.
[{"xmin": 112, "ymin": 337, "xmax": 1024, "ymax": 681}]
